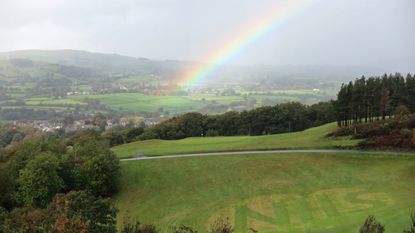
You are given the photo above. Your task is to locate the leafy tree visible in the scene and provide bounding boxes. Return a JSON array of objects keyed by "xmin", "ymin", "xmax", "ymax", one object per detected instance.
[
  {"xmin": 179, "ymin": 112, "xmax": 204, "ymax": 137},
  {"xmin": 7, "ymin": 140, "xmax": 41, "ymax": 175},
  {"xmin": 0, "ymin": 163, "xmax": 16, "ymax": 210},
  {"xmin": 406, "ymin": 74, "xmax": 415, "ymax": 112},
  {"xmin": 68, "ymin": 129, "xmax": 103, "ymax": 146},
  {"xmin": 17, "ymin": 153, "xmax": 64, "ymax": 208},
  {"xmin": 74, "ymin": 140, "xmax": 120, "ymax": 196},
  {"xmin": 47, "ymin": 191, "xmax": 117, "ymax": 233},
  {"xmin": 215, "ymin": 111, "xmax": 240, "ymax": 136},
  {"xmin": 1, "ymin": 207, "xmax": 48, "ymax": 233},
  {"xmin": 40, "ymin": 137, "xmax": 67, "ymax": 155},
  {"xmin": 105, "ymin": 132, "xmax": 125, "ymax": 147},
  {"xmin": 80, "ymin": 152, "xmax": 120, "ymax": 196},
  {"xmin": 125, "ymin": 127, "xmax": 144, "ymax": 143},
  {"xmin": 359, "ymin": 215, "xmax": 385, "ymax": 233},
  {"xmin": 0, "ymin": 207, "xmax": 7, "ymax": 229}
]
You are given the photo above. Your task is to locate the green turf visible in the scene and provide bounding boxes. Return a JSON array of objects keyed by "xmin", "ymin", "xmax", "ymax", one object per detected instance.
[
  {"xmin": 114, "ymin": 152, "xmax": 415, "ymax": 233},
  {"xmin": 112, "ymin": 123, "xmax": 360, "ymax": 158}
]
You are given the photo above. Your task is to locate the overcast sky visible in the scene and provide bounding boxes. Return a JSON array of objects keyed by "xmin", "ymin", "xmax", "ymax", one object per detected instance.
[{"xmin": 0, "ymin": 0, "xmax": 414, "ymax": 69}]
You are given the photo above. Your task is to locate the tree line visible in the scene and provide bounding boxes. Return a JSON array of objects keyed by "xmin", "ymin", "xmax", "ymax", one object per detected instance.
[
  {"xmin": 106, "ymin": 101, "xmax": 336, "ymax": 145},
  {"xmin": 335, "ymin": 73, "xmax": 415, "ymax": 127}
]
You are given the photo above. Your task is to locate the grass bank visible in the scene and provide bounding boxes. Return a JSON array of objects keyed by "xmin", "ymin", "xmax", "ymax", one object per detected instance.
[{"xmin": 112, "ymin": 123, "xmax": 360, "ymax": 158}]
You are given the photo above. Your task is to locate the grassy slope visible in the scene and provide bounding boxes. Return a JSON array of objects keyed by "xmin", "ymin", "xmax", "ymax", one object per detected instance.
[
  {"xmin": 114, "ymin": 152, "xmax": 415, "ymax": 233},
  {"xmin": 112, "ymin": 123, "xmax": 360, "ymax": 158}
]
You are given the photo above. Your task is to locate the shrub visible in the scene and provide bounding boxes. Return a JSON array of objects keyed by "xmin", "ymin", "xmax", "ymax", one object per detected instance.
[
  {"xmin": 403, "ymin": 213, "xmax": 415, "ymax": 233},
  {"xmin": 359, "ymin": 215, "xmax": 385, "ymax": 233},
  {"xmin": 173, "ymin": 225, "xmax": 198, "ymax": 233},
  {"xmin": 400, "ymin": 128, "xmax": 412, "ymax": 139},
  {"xmin": 120, "ymin": 220, "xmax": 158, "ymax": 233},
  {"xmin": 210, "ymin": 217, "xmax": 233, "ymax": 233},
  {"xmin": 359, "ymin": 135, "xmax": 403, "ymax": 149},
  {"xmin": 334, "ymin": 114, "xmax": 415, "ymax": 149}
]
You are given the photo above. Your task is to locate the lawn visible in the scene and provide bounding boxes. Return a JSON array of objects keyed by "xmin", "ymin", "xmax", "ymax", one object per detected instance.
[
  {"xmin": 114, "ymin": 152, "xmax": 415, "ymax": 233},
  {"xmin": 112, "ymin": 123, "xmax": 360, "ymax": 158}
]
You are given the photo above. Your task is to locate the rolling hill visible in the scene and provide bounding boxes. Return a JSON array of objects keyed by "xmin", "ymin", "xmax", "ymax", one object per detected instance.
[{"xmin": 112, "ymin": 123, "xmax": 361, "ymax": 158}]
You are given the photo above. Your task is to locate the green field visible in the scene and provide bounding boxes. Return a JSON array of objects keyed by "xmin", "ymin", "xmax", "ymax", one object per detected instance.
[
  {"xmin": 69, "ymin": 93, "xmax": 208, "ymax": 113},
  {"xmin": 25, "ymin": 97, "xmax": 85, "ymax": 105},
  {"xmin": 184, "ymin": 90, "xmax": 335, "ymax": 106},
  {"xmin": 112, "ymin": 123, "xmax": 360, "ymax": 158},
  {"xmin": 0, "ymin": 105, "xmax": 73, "ymax": 110},
  {"xmin": 185, "ymin": 94, "xmax": 245, "ymax": 104},
  {"xmin": 114, "ymin": 152, "xmax": 415, "ymax": 233}
]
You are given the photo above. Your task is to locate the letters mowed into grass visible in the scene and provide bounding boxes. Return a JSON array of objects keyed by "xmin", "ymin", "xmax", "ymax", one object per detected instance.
[
  {"xmin": 211, "ymin": 188, "xmax": 392, "ymax": 232},
  {"xmin": 115, "ymin": 152, "xmax": 415, "ymax": 233}
]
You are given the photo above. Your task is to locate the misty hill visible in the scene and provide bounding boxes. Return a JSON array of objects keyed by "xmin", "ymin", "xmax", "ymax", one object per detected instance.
[
  {"xmin": 0, "ymin": 50, "xmax": 390, "ymax": 86},
  {"xmin": 0, "ymin": 58, "xmax": 97, "ymax": 82},
  {"xmin": 0, "ymin": 50, "xmax": 194, "ymax": 79}
]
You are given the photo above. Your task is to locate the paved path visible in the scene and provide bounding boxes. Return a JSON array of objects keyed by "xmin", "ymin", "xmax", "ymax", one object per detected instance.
[{"xmin": 120, "ymin": 149, "xmax": 360, "ymax": 161}]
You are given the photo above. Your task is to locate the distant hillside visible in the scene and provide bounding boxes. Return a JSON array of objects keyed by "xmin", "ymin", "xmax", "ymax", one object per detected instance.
[
  {"xmin": 0, "ymin": 49, "xmax": 389, "ymax": 84},
  {"xmin": 0, "ymin": 58, "xmax": 97, "ymax": 82},
  {"xmin": 0, "ymin": 50, "xmax": 194, "ymax": 78}
]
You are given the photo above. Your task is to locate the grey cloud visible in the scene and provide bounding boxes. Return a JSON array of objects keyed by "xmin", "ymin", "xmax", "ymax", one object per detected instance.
[{"xmin": 0, "ymin": 0, "xmax": 414, "ymax": 71}]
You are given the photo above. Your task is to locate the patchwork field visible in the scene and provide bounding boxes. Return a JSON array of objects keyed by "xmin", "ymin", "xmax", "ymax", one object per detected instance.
[
  {"xmin": 3, "ymin": 88, "xmax": 336, "ymax": 115},
  {"xmin": 112, "ymin": 123, "xmax": 360, "ymax": 158},
  {"xmin": 25, "ymin": 97, "xmax": 85, "ymax": 105},
  {"xmin": 69, "ymin": 93, "xmax": 208, "ymax": 113},
  {"xmin": 115, "ymin": 152, "xmax": 415, "ymax": 233}
]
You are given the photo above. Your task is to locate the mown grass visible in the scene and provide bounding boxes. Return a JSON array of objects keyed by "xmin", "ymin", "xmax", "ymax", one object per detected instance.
[
  {"xmin": 112, "ymin": 123, "xmax": 360, "ymax": 158},
  {"xmin": 114, "ymin": 152, "xmax": 415, "ymax": 233}
]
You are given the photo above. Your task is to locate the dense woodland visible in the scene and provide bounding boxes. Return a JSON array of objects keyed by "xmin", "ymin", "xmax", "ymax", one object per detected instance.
[
  {"xmin": 0, "ymin": 128, "xmax": 120, "ymax": 232},
  {"xmin": 336, "ymin": 73, "xmax": 415, "ymax": 126}
]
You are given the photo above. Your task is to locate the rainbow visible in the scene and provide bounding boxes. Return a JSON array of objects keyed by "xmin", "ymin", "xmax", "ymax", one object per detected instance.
[{"xmin": 176, "ymin": 0, "xmax": 318, "ymax": 86}]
